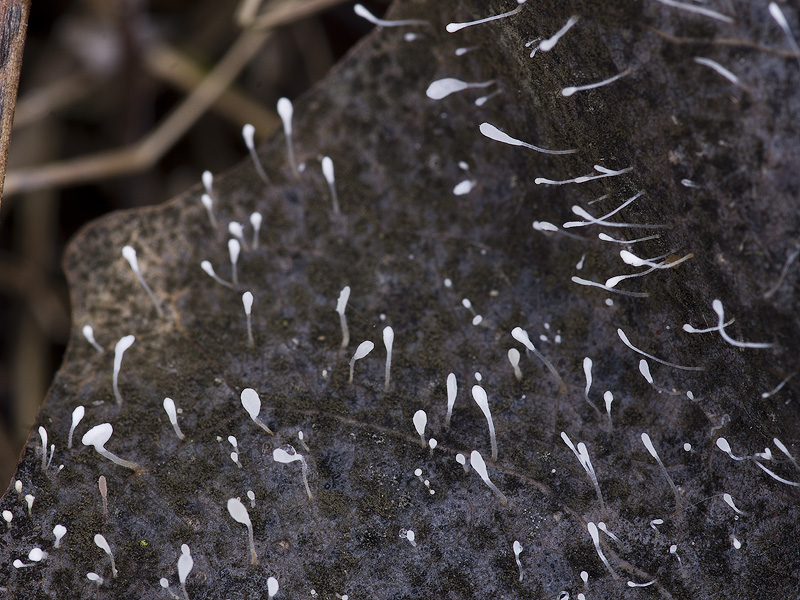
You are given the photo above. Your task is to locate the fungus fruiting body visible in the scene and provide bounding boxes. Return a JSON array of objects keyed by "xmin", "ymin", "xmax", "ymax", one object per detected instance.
[
  {"xmin": 38, "ymin": 427, "xmax": 48, "ymax": 471},
  {"xmin": 112, "ymin": 335, "xmax": 135, "ymax": 405},
  {"xmin": 383, "ymin": 326, "xmax": 394, "ymax": 390},
  {"xmin": 655, "ymin": 0, "xmax": 734, "ymax": 23},
  {"xmin": 539, "ymin": 15, "xmax": 579, "ymax": 51},
  {"xmin": 242, "ymin": 291, "xmax": 254, "ymax": 347},
  {"xmin": 586, "ymin": 522, "xmax": 617, "ymax": 578},
  {"xmin": 445, "ymin": 373, "xmax": 457, "ymax": 426},
  {"xmin": 354, "ymin": 3, "xmax": 428, "ymax": 27},
  {"xmin": 228, "ymin": 239, "xmax": 240, "ymax": 288},
  {"xmin": 67, "ymin": 406, "xmax": 85, "ymax": 449},
  {"xmin": 249, "ymin": 213, "xmax": 262, "ymax": 249},
  {"xmin": 513, "ymin": 540, "xmax": 523, "ymax": 581},
  {"xmin": 178, "ymin": 544, "xmax": 193, "ymax": 600},
  {"xmin": 53, "ymin": 524, "xmax": 66, "ymax": 548},
  {"xmin": 267, "ymin": 576, "xmax": 279, "ymax": 598},
  {"xmin": 479, "ymin": 122, "xmax": 575, "ymax": 154},
  {"xmin": 98, "ymin": 476, "xmax": 108, "ymax": 520},
  {"xmin": 121, "ymin": 246, "xmax": 163, "ymax": 317},
  {"xmin": 242, "ymin": 124, "xmax": 269, "ymax": 184},
  {"xmin": 426, "ymin": 78, "xmax": 495, "ymax": 100},
  {"xmin": 240, "ymin": 388, "xmax": 273, "ymax": 435},
  {"xmin": 321, "ymin": 156, "xmax": 340, "ymax": 215},
  {"xmin": 94, "ymin": 533, "xmax": 118, "ymax": 578},
  {"xmin": 82, "ymin": 423, "xmax": 142, "ymax": 471},
  {"xmin": 82, "ymin": 325, "xmax": 104, "ymax": 353},
  {"xmin": 277, "ymin": 98, "xmax": 298, "ymax": 178},
  {"xmin": 511, "ymin": 327, "xmax": 566, "ymax": 393},
  {"xmin": 470, "ymin": 450, "xmax": 507, "ymax": 505},
  {"xmin": 471, "ymin": 385, "xmax": 498, "ymax": 460},
  {"xmin": 200, "ymin": 193, "xmax": 217, "ymax": 228},
  {"xmin": 336, "ymin": 286, "xmax": 351, "ymax": 348},
  {"xmin": 561, "ymin": 432, "xmax": 606, "ymax": 517},
  {"xmin": 348, "ymin": 341, "xmax": 374, "ymax": 383},
  {"xmin": 227, "ymin": 497, "xmax": 257, "ymax": 566},
  {"xmin": 507, "ymin": 348, "xmax": 522, "ymax": 380},
  {"xmin": 641, "ymin": 432, "xmax": 681, "ymax": 515},
  {"xmin": 446, "ymin": 4, "xmax": 524, "ymax": 33},
  {"xmin": 201, "ymin": 260, "xmax": 233, "ymax": 288},
  {"xmin": 562, "ymin": 70, "xmax": 630, "ymax": 97},
  {"xmin": 413, "ymin": 410, "xmax": 427, "ymax": 447},
  {"xmin": 163, "ymin": 398, "xmax": 186, "ymax": 440},
  {"xmin": 273, "ymin": 446, "xmax": 313, "ymax": 501}
]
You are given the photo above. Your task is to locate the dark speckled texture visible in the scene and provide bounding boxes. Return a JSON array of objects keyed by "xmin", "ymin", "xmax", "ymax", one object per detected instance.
[{"xmin": 1, "ymin": 1, "xmax": 799, "ymax": 598}]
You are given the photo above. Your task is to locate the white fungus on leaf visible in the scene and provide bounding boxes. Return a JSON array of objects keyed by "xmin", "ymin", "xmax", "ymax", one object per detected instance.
[
  {"xmin": 112, "ymin": 335, "xmax": 135, "ymax": 405},
  {"xmin": 94, "ymin": 533, "xmax": 118, "ymax": 578},
  {"xmin": 242, "ymin": 291, "xmax": 255, "ymax": 347},
  {"xmin": 242, "ymin": 124, "xmax": 269, "ymax": 184},
  {"xmin": 471, "ymin": 385, "xmax": 498, "ymax": 460},
  {"xmin": 122, "ymin": 245, "xmax": 164, "ymax": 317},
  {"xmin": 277, "ymin": 98, "xmax": 299, "ymax": 178},
  {"xmin": 53, "ymin": 524, "xmax": 66, "ymax": 548},
  {"xmin": 163, "ymin": 398, "xmax": 186, "ymax": 441},
  {"xmin": 383, "ymin": 326, "xmax": 394, "ymax": 390},
  {"xmin": 67, "ymin": 405, "xmax": 85, "ymax": 449},
  {"xmin": 268, "ymin": 576, "xmax": 279, "ymax": 598},
  {"xmin": 445, "ymin": 373, "xmax": 457, "ymax": 426},
  {"xmin": 273, "ymin": 446, "xmax": 313, "ymax": 501},
  {"xmin": 480, "ymin": 122, "xmax": 575, "ymax": 155},
  {"xmin": 354, "ymin": 3, "xmax": 428, "ymax": 27},
  {"xmin": 348, "ymin": 341, "xmax": 374, "ymax": 383},
  {"xmin": 178, "ymin": 544, "xmax": 193, "ymax": 600},
  {"xmin": 413, "ymin": 410, "xmax": 427, "ymax": 447},
  {"xmin": 240, "ymin": 388, "xmax": 273, "ymax": 435},
  {"xmin": 82, "ymin": 423, "xmax": 142, "ymax": 471},
  {"xmin": 228, "ymin": 239, "xmax": 240, "ymax": 288},
  {"xmin": 82, "ymin": 325, "xmax": 104, "ymax": 353},
  {"xmin": 200, "ymin": 260, "xmax": 233, "ymax": 289},
  {"xmin": 336, "ymin": 286, "xmax": 351, "ymax": 349},
  {"xmin": 227, "ymin": 497, "xmax": 257, "ymax": 566},
  {"xmin": 321, "ymin": 156, "xmax": 340, "ymax": 216},
  {"xmin": 470, "ymin": 450, "xmax": 507, "ymax": 505}
]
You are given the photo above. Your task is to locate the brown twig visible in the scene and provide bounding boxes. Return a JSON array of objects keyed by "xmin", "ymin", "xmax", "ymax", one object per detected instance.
[{"xmin": 0, "ymin": 0, "xmax": 30, "ymax": 207}]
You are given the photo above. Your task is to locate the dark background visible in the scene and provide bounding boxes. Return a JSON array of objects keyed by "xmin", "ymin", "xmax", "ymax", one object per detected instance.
[{"xmin": 0, "ymin": 0, "xmax": 387, "ymax": 486}]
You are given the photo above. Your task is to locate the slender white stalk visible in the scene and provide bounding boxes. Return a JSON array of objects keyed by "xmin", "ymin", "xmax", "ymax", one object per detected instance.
[
  {"xmin": 413, "ymin": 409, "xmax": 427, "ymax": 447},
  {"xmin": 563, "ymin": 191, "xmax": 644, "ymax": 228},
  {"xmin": 349, "ymin": 341, "xmax": 374, "ymax": 383},
  {"xmin": 38, "ymin": 427, "xmax": 48, "ymax": 471},
  {"xmin": 561, "ymin": 432, "xmax": 606, "ymax": 517},
  {"xmin": 641, "ymin": 432, "xmax": 681, "ymax": 515},
  {"xmin": 94, "ymin": 534, "xmax": 118, "ymax": 578},
  {"xmin": 445, "ymin": 373, "xmax": 457, "ymax": 426},
  {"xmin": 582, "ymin": 357, "xmax": 601, "ymax": 418},
  {"xmin": 200, "ymin": 261, "xmax": 233, "ymax": 289},
  {"xmin": 694, "ymin": 57, "xmax": 742, "ymax": 86},
  {"xmin": 82, "ymin": 325, "xmax": 104, "ymax": 353},
  {"xmin": 242, "ymin": 124, "xmax": 269, "ymax": 184},
  {"xmin": 354, "ymin": 3, "xmax": 428, "ymax": 27},
  {"xmin": 472, "ymin": 385, "xmax": 498, "ymax": 460},
  {"xmin": 274, "ymin": 447, "xmax": 313, "ymax": 501},
  {"xmin": 228, "ymin": 239, "xmax": 240, "ymax": 288},
  {"xmin": 321, "ymin": 157, "xmax": 340, "ymax": 215},
  {"xmin": 228, "ymin": 222, "xmax": 246, "ymax": 248},
  {"xmin": 241, "ymin": 388, "xmax": 273, "ymax": 435},
  {"xmin": 480, "ymin": 122, "xmax": 575, "ymax": 154},
  {"xmin": 571, "ymin": 276, "xmax": 650, "ymax": 297},
  {"xmin": 539, "ymin": 15, "xmax": 579, "ymax": 52},
  {"xmin": 770, "ymin": 2, "xmax": 800, "ymax": 68},
  {"xmin": 383, "ymin": 326, "xmax": 394, "ymax": 390},
  {"xmin": 426, "ymin": 79, "xmax": 495, "ymax": 100},
  {"xmin": 242, "ymin": 292, "xmax": 254, "ymax": 347},
  {"xmin": 227, "ymin": 498, "xmax": 257, "ymax": 565},
  {"xmin": 587, "ymin": 522, "xmax": 617, "ymax": 578},
  {"xmin": 511, "ymin": 327, "xmax": 566, "ymax": 393},
  {"xmin": 53, "ymin": 524, "xmax": 66, "ymax": 548},
  {"xmin": 113, "ymin": 335, "xmax": 135, "ymax": 405},
  {"xmin": 535, "ymin": 165, "xmax": 632, "ymax": 186},
  {"xmin": 655, "ymin": 0, "xmax": 734, "ymax": 23},
  {"xmin": 617, "ymin": 328, "xmax": 703, "ymax": 370},
  {"xmin": 598, "ymin": 232, "xmax": 660, "ymax": 245},
  {"xmin": 178, "ymin": 545, "xmax": 193, "ymax": 600},
  {"xmin": 507, "ymin": 348, "xmax": 522, "ymax": 380},
  {"xmin": 336, "ymin": 286, "xmax": 351, "ymax": 348},
  {"xmin": 277, "ymin": 98, "xmax": 299, "ymax": 178},
  {"xmin": 446, "ymin": 4, "xmax": 523, "ymax": 33},
  {"xmin": 122, "ymin": 246, "xmax": 163, "ymax": 317},
  {"xmin": 722, "ymin": 493, "xmax": 746, "ymax": 515},
  {"xmin": 82, "ymin": 423, "xmax": 142, "ymax": 471},
  {"xmin": 250, "ymin": 213, "xmax": 262, "ymax": 250},
  {"xmin": 773, "ymin": 437, "xmax": 800, "ymax": 471},
  {"xmin": 200, "ymin": 194, "xmax": 217, "ymax": 228},
  {"xmin": 562, "ymin": 70, "xmax": 630, "ymax": 97},
  {"xmin": 163, "ymin": 398, "xmax": 186, "ymax": 440},
  {"xmin": 470, "ymin": 450, "xmax": 508, "ymax": 505}
]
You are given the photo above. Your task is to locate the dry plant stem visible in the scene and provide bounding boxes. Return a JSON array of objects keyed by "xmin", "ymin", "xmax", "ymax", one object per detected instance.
[
  {"xmin": 4, "ymin": 0, "xmax": 347, "ymax": 197},
  {"xmin": 247, "ymin": 0, "xmax": 349, "ymax": 30},
  {"xmin": 0, "ymin": 0, "xmax": 30, "ymax": 204}
]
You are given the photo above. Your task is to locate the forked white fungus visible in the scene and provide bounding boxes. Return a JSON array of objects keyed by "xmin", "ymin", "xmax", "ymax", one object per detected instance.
[
  {"xmin": 349, "ymin": 341, "xmax": 374, "ymax": 383},
  {"xmin": 122, "ymin": 246, "xmax": 164, "ymax": 317},
  {"xmin": 562, "ymin": 70, "xmax": 630, "ymax": 97},
  {"xmin": 321, "ymin": 156, "xmax": 340, "ymax": 215},
  {"xmin": 242, "ymin": 124, "xmax": 269, "ymax": 184},
  {"xmin": 571, "ymin": 276, "xmax": 650, "ymax": 298},
  {"xmin": 241, "ymin": 388, "xmax": 273, "ymax": 435},
  {"xmin": 561, "ymin": 432, "xmax": 606, "ymax": 516},
  {"xmin": 242, "ymin": 292, "xmax": 255, "ymax": 347},
  {"xmin": 426, "ymin": 78, "xmax": 495, "ymax": 100},
  {"xmin": 274, "ymin": 446, "xmax": 313, "ymax": 501},
  {"xmin": 178, "ymin": 544, "xmax": 193, "ymax": 600},
  {"xmin": 94, "ymin": 533, "xmax": 118, "ymax": 578},
  {"xmin": 618, "ymin": 328, "xmax": 702, "ymax": 371},
  {"xmin": 268, "ymin": 576, "xmax": 279, "ymax": 598},
  {"xmin": 641, "ymin": 432, "xmax": 681, "ymax": 515},
  {"xmin": 472, "ymin": 385, "xmax": 498, "ymax": 460},
  {"xmin": 277, "ymin": 98, "xmax": 299, "ymax": 178},
  {"xmin": 200, "ymin": 260, "xmax": 233, "ymax": 289},
  {"xmin": 383, "ymin": 326, "xmax": 394, "ymax": 390},
  {"xmin": 535, "ymin": 165, "xmax": 632, "ymax": 186},
  {"xmin": 83, "ymin": 423, "xmax": 141, "ymax": 471},
  {"xmin": 507, "ymin": 348, "xmax": 522, "ymax": 380},
  {"xmin": 513, "ymin": 540, "xmax": 523, "ymax": 581},
  {"xmin": 413, "ymin": 410, "xmax": 427, "ymax": 447},
  {"xmin": 354, "ymin": 3, "xmax": 428, "ymax": 27},
  {"xmin": 227, "ymin": 497, "xmax": 257, "ymax": 566},
  {"xmin": 445, "ymin": 373, "xmax": 457, "ymax": 426},
  {"xmin": 82, "ymin": 325, "xmax": 104, "ymax": 353},
  {"xmin": 539, "ymin": 15, "xmax": 579, "ymax": 52},
  {"xmin": 163, "ymin": 398, "xmax": 186, "ymax": 441},
  {"xmin": 112, "ymin": 335, "xmax": 135, "ymax": 405},
  {"xmin": 446, "ymin": 4, "xmax": 524, "ymax": 33},
  {"xmin": 228, "ymin": 239, "xmax": 240, "ymax": 288},
  {"xmin": 480, "ymin": 122, "xmax": 576, "ymax": 155},
  {"xmin": 53, "ymin": 524, "xmax": 66, "ymax": 548},
  {"xmin": 683, "ymin": 299, "xmax": 773, "ymax": 349},
  {"xmin": 68, "ymin": 405, "xmax": 85, "ymax": 449},
  {"xmin": 470, "ymin": 450, "xmax": 507, "ymax": 505},
  {"xmin": 336, "ymin": 286, "xmax": 351, "ymax": 349}
]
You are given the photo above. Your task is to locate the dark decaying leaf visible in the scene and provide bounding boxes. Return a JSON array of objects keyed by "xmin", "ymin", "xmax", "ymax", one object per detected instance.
[{"xmin": 2, "ymin": 0, "xmax": 800, "ymax": 598}]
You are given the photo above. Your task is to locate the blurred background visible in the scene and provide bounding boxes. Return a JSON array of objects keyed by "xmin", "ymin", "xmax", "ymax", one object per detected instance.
[{"xmin": 0, "ymin": 0, "xmax": 389, "ymax": 485}]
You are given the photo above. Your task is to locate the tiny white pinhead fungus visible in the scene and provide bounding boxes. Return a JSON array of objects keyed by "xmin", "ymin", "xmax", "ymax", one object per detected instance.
[
  {"xmin": 200, "ymin": 193, "xmax": 217, "ymax": 228},
  {"xmin": 242, "ymin": 124, "xmax": 269, "ymax": 184},
  {"xmin": 163, "ymin": 398, "xmax": 186, "ymax": 441},
  {"xmin": 250, "ymin": 213, "xmax": 262, "ymax": 250},
  {"xmin": 53, "ymin": 524, "xmax": 67, "ymax": 548},
  {"xmin": 200, "ymin": 260, "xmax": 233, "ymax": 289},
  {"xmin": 94, "ymin": 533, "xmax": 118, "ymax": 578},
  {"xmin": 242, "ymin": 291, "xmax": 254, "ymax": 347},
  {"xmin": 470, "ymin": 450, "xmax": 507, "ymax": 505},
  {"xmin": 413, "ymin": 410, "xmax": 427, "ymax": 447},
  {"xmin": 471, "ymin": 385, "xmax": 498, "ymax": 460},
  {"xmin": 228, "ymin": 239, "xmax": 240, "ymax": 288},
  {"xmin": 277, "ymin": 98, "xmax": 299, "ymax": 178},
  {"xmin": 82, "ymin": 423, "xmax": 142, "ymax": 471},
  {"xmin": 68, "ymin": 405, "xmax": 85, "ymax": 449},
  {"xmin": 178, "ymin": 544, "xmax": 193, "ymax": 600},
  {"xmin": 122, "ymin": 245, "xmax": 163, "ymax": 317},
  {"xmin": 268, "ymin": 576, "xmax": 279, "ymax": 598},
  {"xmin": 321, "ymin": 156, "xmax": 340, "ymax": 215},
  {"xmin": 273, "ymin": 446, "xmax": 313, "ymax": 501},
  {"xmin": 336, "ymin": 286, "xmax": 351, "ymax": 348},
  {"xmin": 513, "ymin": 540, "xmax": 523, "ymax": 581},
  {"xmin": 445, "ymin": 373, "xmax": 457, "ymax": 427},
  {"xmin": 383, "ymin": 326, "xmax": 394, "ymax": 390},
  {"xmin": 508, "ymin": 349, "xmax": 522, "ymax": 380},
  {"xmin": 82, "ymin": 325, "xmax": 104, "ymax": 353}
]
